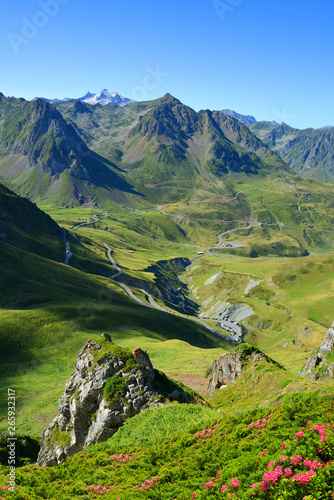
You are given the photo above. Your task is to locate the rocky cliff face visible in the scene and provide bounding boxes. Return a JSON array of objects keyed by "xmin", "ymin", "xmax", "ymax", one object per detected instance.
[
  {"xmin": 299, "ymin": 322, "xmax": 334, "ymax": 380},
  {"xmin": 37, "ymin": 340, "xmax": 162, "ymax": 467},
  {"xmin": 207, "ymin": 345, "xmax": 281, "ymax": 394}
]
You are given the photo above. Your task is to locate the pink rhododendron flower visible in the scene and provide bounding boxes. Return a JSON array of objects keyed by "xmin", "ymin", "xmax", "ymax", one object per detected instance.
[
  {"xmin": 280, "ymin": 455, "xmax": 288, "ymax": 464},
  {"xmin": 309, "ymin": 460, "xmax": 324, "ymax": 470},
  {"xmin": 191, "ymin": 494, "xmax": 196, "ymax": 499},
  {"xmin": 295, "ymin": 431, "xmax": 304, "ymax": 439},
  {"xmin": 260, "ymin": 481, "xmax": 268, "ymax": 492},
  {"xmin": 205, "ymin": 481, "xmax": 214, "ymax": 489},
  {"xmin": 291, "ymin": 455, "xmax": 302, "ymax": 466},
  {"xmin": 267, "ymin": 460, "xmax": 275, "ymax": 468},
  {"xmin": 281, "ymin": 442, "xmax": 286, "ymax": 450},
  {"xmin": 221, "ymin": 485, "xmax": 228, "ymax": 491},
  {"xmin": 230, "ymin": 478, "xmax": 239, "ymax": 488},
  {"xmin": 292, "ymin": 471, "xmax": 315, "ymax": 484},
  {"xmin": 262, "ymin": 466, "xmax": 283, "ymax": 486},
  {"xmin": 284, "ymin": 468, "xmax": 293, "ymax": 477},
  {"xmin": 313, "ymin": 424, "xmax": 328, "ymax": 436}
]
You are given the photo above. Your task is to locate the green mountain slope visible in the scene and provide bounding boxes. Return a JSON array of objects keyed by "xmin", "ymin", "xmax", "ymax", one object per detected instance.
[
  {"xmin": 56, "ymin": 94, "xmax": 289, "ymax": 206},
  {"xmin": 2, "ymin": 91, "xmax": 334, "ymax": 213},
  {"xmin": 250, "ymin": 121, "xmax": 334, "ymax": 183},
  {"xmin": 0, "ymin": 181, "xmax": 63, "ymax": 261},
  {"xmin": 0, "ymin": 94, "xmax": 139, "ymax": 207}
]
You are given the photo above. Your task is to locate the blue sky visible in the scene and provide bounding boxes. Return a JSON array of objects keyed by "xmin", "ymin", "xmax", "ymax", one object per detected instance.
[{"xmin": 0, "ymin": 0, "xmax": 333, "ymax": 129}]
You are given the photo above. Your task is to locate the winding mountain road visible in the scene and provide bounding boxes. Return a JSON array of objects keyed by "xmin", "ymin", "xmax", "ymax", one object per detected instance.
[
  {"xmin": 63, "ymin": 205, "xmax": 334, "ymax": 343},
  {"xmin": 71, "ymin": 211, "xmax": 109, "ymax": 230},
  {"xmin": 206, "ymin": 222, "xmax": 261, "ymax": 256},
  {"xmin": 102, "ymin": 242, "xmax": 242, "ymax": 342},
  {"xmin": 70, "ymin": 211, "xmax": 243, "ymax": 342}
]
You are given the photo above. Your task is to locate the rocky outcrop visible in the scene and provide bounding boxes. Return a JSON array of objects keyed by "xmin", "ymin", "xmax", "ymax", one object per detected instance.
[
  {"xmin": 299, "ymin": 322, "xmax": 334, "ymax": 380},
  {"xmin": 132, "ymin": 348, "xmax": 153, "ymax": 370},
  {"xmin": 207, "ymin": 345, "xmax": 282, "ymax": 394},
  {"xmin": 37, "ymin": 341, "xmax": 162, "ymax": 467}
]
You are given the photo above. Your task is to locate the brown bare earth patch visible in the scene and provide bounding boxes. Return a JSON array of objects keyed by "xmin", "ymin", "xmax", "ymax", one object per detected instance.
[
  {"xmin": 170, "ymin": 373, "xmax": 208, "ymax": 396},
  {"xmin": 122, "ymin": 137, "xmax": 147, "ymax": 163}
]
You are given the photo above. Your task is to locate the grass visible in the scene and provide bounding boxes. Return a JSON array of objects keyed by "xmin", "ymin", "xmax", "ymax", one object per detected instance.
[
  {"xmin": 0, "ymin": 307, "xmax": 225, "ymax": 436},
  {"xmin": 184, "ymin": 252, "xmax": 334, "ymax": 372},
  {"xmin": 2, "ymin": 184, "xmax": 334, "ymax": 440},
  {"xmin": 209, "ymin": 345, "xmax": 334, "ymax": 415},
  {"xmin": 90, "ymin": 404, "xmax": 217, "ymax": 452},
  {"xmin": 3, "ymin": 396, "xmax": 334, "ymax": 498}
]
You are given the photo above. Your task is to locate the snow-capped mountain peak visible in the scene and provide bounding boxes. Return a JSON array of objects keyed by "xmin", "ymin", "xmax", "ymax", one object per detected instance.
[
  {"xmin": 34, "ymin": 89, "xmax": 133, "ymax": 107},
  {"xmin": 79, "ymin": 89, "xmax": 132, "ymax": 106}
]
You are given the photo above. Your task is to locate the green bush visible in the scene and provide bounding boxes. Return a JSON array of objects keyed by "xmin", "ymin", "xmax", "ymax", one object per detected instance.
[{"xmin": 104, "ymin": 375, "xmax": 128, "ymax": 403}]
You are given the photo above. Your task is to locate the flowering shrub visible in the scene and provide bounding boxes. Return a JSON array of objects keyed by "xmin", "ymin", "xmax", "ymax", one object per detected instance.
[{"xmin": 1, "ymin": 398, "xmax": 334, "ymax": 499}]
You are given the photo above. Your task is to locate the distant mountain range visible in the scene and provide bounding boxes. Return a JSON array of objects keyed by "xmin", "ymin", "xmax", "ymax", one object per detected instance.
[
  {"xmin": 34, "ymin": 89, "xmax": 133, "ymax": 107},
  {"xmin": 221, "ymin": 109, "xmax": 258, "ymax": 126},
  {"xmin": 249, "ymin": 122, "xmax": 334, "ymax": 183},
  {"xmin": 1, "ymin": 90, "xmax": 334, "ymax": 210},
  {"xmin": 220, "ymin": 109, "xmax": 334, "ymax": 183}
]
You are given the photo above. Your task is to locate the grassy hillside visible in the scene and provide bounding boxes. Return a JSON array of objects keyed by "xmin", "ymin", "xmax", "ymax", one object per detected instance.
[
  {"xmin": 184, "ymin": 252, "xmax": 334, "ymax": 371},
  {"xmin": 1, "ymin": 188, "xmax": 334, "ymax": 437},
  {"xmin": 0, "ymin": 185, "xmax": 227, "ymax": 437},
  {"xmin": 209, "ymin": 344, "xmax": 334, "ymax": 413},
  {"xmin": 2, "ymin": 391, "xmax": 334, "ymax": 498},
  {"xmin": 0, "ymin": 182, "xmax": 63, "ymax": 261}
]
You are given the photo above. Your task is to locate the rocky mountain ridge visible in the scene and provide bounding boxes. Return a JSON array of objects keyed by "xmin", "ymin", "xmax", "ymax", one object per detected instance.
[
  {"xmin": 221, "ymin": 109, "xmax": 257, "ymax": 126},
  {"xmin": 250, "ymin": 121, "xmax": 334, "ymax": 183},
  {"xmin": 1, "ymin": 91, "xmax": 334, "ymax": 210},
  {"xmin": 0, "ymin": 92, "xmax": 290, "ymax": 207},
  {"xmin": 0, "ymin": 96, "xmax": 138, "ymax": 206}
]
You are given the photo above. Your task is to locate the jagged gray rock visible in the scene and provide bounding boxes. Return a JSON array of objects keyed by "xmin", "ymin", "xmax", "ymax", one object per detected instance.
[
  {"xmin": 37, "ymin": 340, "xmax": 161, "ymax": 467},
  {"xmin": 206, "ymin": 345, "xmax": 281, "ymax": 394},
  {"xmin": 299, "ymin": 322, "xmax": 334, "ymax": 380}
]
